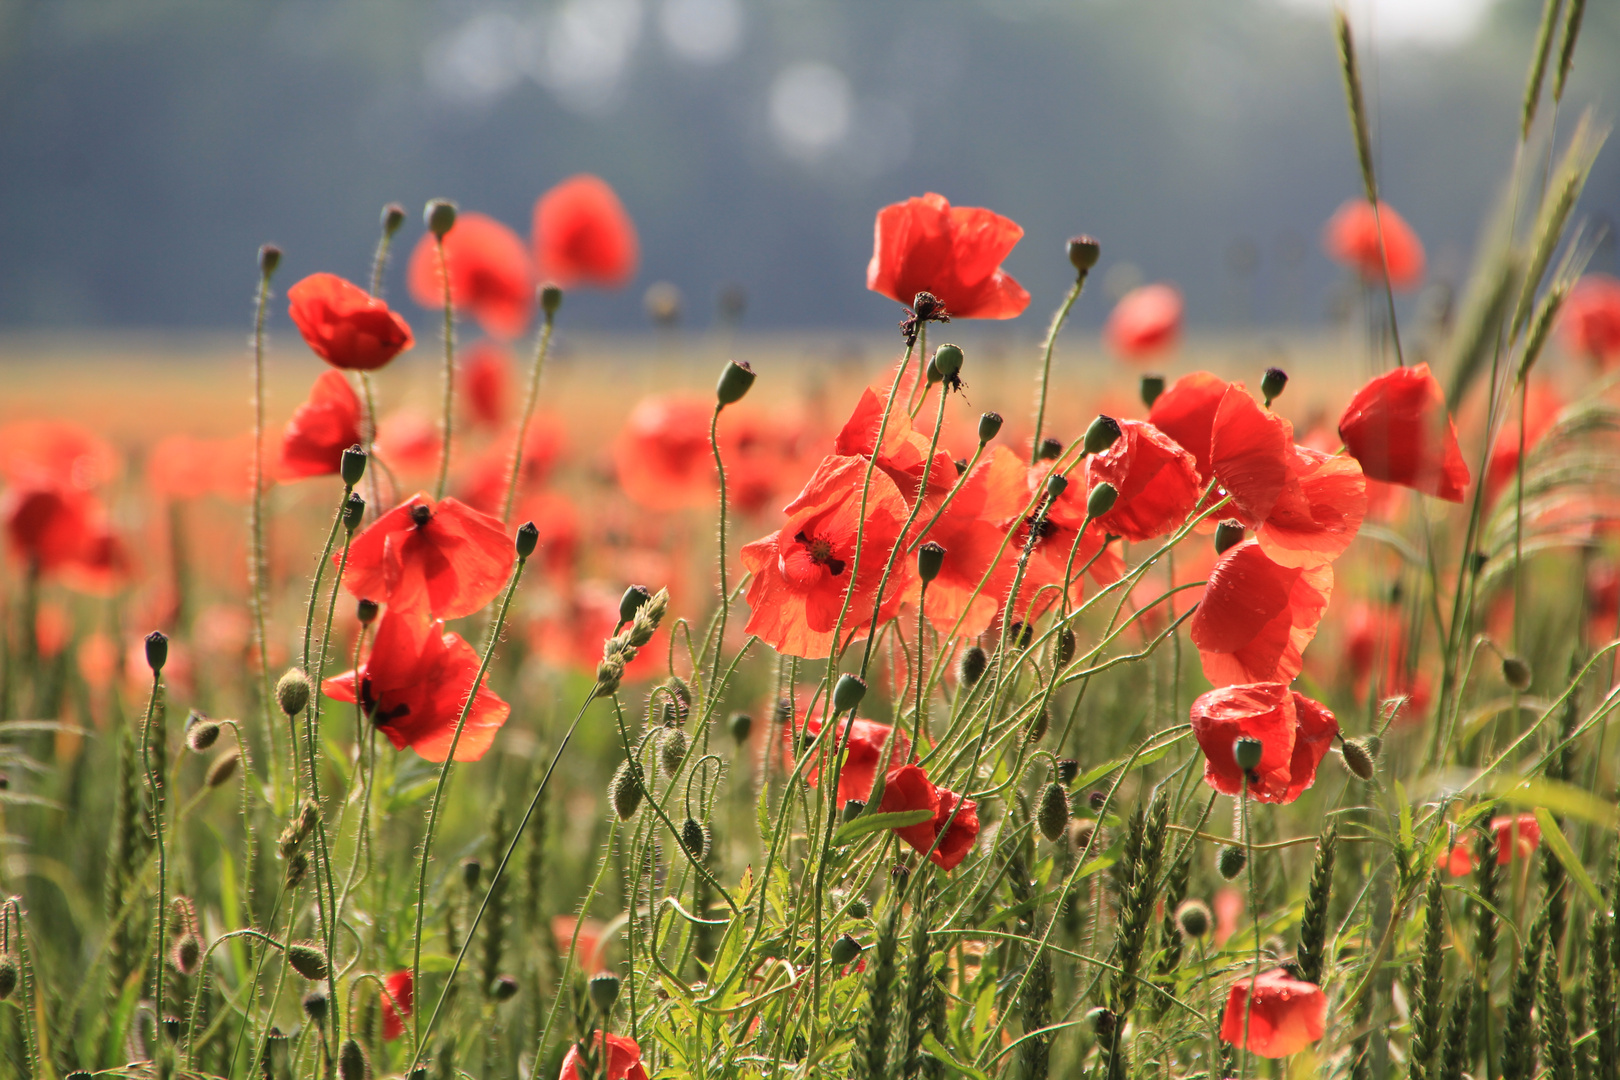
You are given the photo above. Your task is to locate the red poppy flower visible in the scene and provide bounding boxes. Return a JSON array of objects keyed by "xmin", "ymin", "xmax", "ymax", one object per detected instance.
[
  {"xmin": 1084, "ymin": 419, "xmax": 1201, "ymax": 541},
  {"xmin": 783, "ymin": 714, "xmax": 911, "ymax": 808},
  {"xmin": 716, "ymin": 407, "xmax": 805, "ymax": 517},
  {"xmin": 1323, "ymin": 198, "xmax": 1426, "ymax": 290},
  {"xmin": 374, "ymin": 412, "xmax": 442, "ymax": 477},
  {"xmin": 835, "ymin": 384, "xmax": 956, "ymax": 505},
  {"xmin": 286, "ymin": 273, "xmax": 415, "ymax": 371},
  {"xmin": 740, "ymin": 454, "xmax": 913, "ymax": 658},
  {"xmin": 279, "ymin": 370, "xmax": 363, "ymax": 480},
  {"xmin": 1104, "ymin": 284, "xmax": 1183, "ymax": 361},
  {"xmin": 1209, "ymin": 385, "xmax": 1294, "ymax": 525},
  {"xmin": 1189, "ymin": 682, "xmax": 1338, "ymax": 804},
  {"xmin": 532, "ymin": 174, "xmax": 640, "ymax": 290},
  {"xmin": 1338, "ymin": 363, "xmax": 1469, "ymax": 502},
  {"xmin": 1560, "ymin": 274, "xmax": 1620, "ymax": 364},
  {"xmin": 340, "ymin": 493, "xmax": 514, "ymax": 619},
  {"xmin": 147, "ymin": 435, "xmax": 215, "ymax": 501},
  {"xmin": 614, "ymin": 396, "xmax": 717, "ymax": 512},
  {"xmin": 1491, "ymin": 813, "xmax": 1541, "ymax": 864},
  {"xmin": 1256, "ymin": 446, "xmax": 1367, "ymax": 569},
  {"xmin": 551, "ymin": 916, "xmax": 608, "ymax": 975},
  {"xmin": 878, "ymin": 764, "xmax": 981, "ymax": 871},
  {"xmin": 1015, "ymin": 455, "xmax": 1126, "ymax": 618},
  {"xmin": 560, "ymin": 1032, "xmax": 650, "ymax": 1080},
  {"xmin": 907, "ymin": 447, "xmax": 1024, "ymax": 637},
  {"xmin": 456, "ymin": 418, "xmax": 567, "ymax": 516},
  {"xmin": 2, "ymin": 481, "xmax": 129, "ymax": 591},
  {"xmin": 0, "ymin": 419, "xmax": 120, "ymax": 490},
  {"xmin": 866, "ymin": 193, "xmax": 1030, "ymax": 319},
  {"xmin": 1340, "ymin": 600, "xmax": 1429, "ymax": 714},
  {"xmin": 1440, "ymin": 841, "xmax": 1476, "ymax": 877},
  {"xmin": 407, "ymin": 212, "xmax": 535, "ymax": 340},
  {"xmin": 1190, "ymin": 540, "xmax": 1332, "ymax": 686},
  {"xmin": 459, "ymin": 341, "xmax": 512, "ymax": 429},
  {"xmin": 322, "ymin": 610, "xmax": 510, "ymax": 762},
  {"xmin": 1219, "ymin": 969, "xmax": 1328, "ymax": 1057},
  {"xmin": 1148, "ymin": 372, "xmax": 1229, "ymax": 482},
  {"xmin": 380, "ymin": 969, "xmax": 413, "ymax": 1042}
]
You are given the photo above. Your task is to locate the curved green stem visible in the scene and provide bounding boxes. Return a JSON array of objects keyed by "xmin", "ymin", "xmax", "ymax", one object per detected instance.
[
  {"xmin": 502, "ymin": 309, "xmax": 557, "ymax": 522},
  {"xmin": 1030, "ymin": 275, "xmax": 1087, "ymax": 462},
  {"xmin": 433, "ymin": 236, "xmax": 456, "ymax": 500}
]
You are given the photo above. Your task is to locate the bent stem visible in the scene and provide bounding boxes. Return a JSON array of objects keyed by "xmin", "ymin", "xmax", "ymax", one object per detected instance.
[{"xmin": 502, "ymin": 305, "xmax": 557, "ymax": 523}]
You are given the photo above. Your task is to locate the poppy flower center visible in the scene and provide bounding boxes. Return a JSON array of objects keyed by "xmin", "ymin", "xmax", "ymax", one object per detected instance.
[
  {"xmin": 357, "ymin": 674, "xmax": 411, "ymax": 725},
  {"xmin": 410, "ymin": 504, "xmax": 432, "ymax": 527},
  {"xmin": 794, "ymin": 530, "xmax": 846, "ymax": 577}
]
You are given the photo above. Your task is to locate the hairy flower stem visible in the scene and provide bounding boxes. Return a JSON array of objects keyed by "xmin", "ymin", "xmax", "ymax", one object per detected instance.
[
  {"xmin": 409, "ymin": 548, "xmax": 530, "ymax": 1053},
  {"xmin": 502, "ymin": 306, "xmax": 557, "ymax": 523},
  {"xmin": 433, "ymin": 234, "xmax": 455, "ymax": 500},
  {"xmin": 249, "ymin": 254, "xmax": 280, "ymax": 791},
  {"xmin": 139, "ymin": 670, "xmax": 168, "ymax": 1049},
  {"xmin": 705, "ymin": 402, "xmax": 732, "ymax": 690},
  {"xmin": 1030, "ymin": 274, "xmax": 1087, "ymax": 463}
]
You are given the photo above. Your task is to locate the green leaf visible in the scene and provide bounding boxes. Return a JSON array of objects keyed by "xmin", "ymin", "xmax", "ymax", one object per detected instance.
[
  {"xmin": 1393, "ymin": 779, "xmax": 1415, "ymax": 856},
  {"xmin": 1488, "ymin": 777, "xmax": 1619, "ymax": 826},
  {"xmin": 922, "ymin": 1034, "xmax": 992, "ymax": 1080},
  {"xmin": 1072, "ymin": 745, "xmax": 1172, "ymax": 792},
  {"xmin": 833, "ymin": 809, "xmax": 934, "ymax": 845},
  {"xmin": 1533, "ymin": 807, "xmax": 1603, "ymax": 907}
]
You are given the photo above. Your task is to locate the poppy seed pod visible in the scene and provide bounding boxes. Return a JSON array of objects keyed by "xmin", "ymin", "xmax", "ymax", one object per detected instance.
[
  {"xmin": 1214, "ymin": 520, "xmax": 1246, "ymax": 554},
  {"xmin": 425, "ymin": 199, "xmax": 457, "ymax": 239},
  {"xmin": 1502, "ymin": 656, "xmax": 1532, "ymax": 692},
  {"xmin": 206, "ymin": 749, "xmax": 240, "ymax": 788},
  {"xmin": 917, "ymin": 541, "xmax": 946, "ymax": 583},
  {"xmin": 1218, "ymin": 844, "xmax": 1247, "ymax": 880},
  {"xmin": 276, "ymin": 669, "xmax": 311, "ymax": 718},
  {"xmin": 681, "ymin": 817, "xmax": 711, "ymax": 860},
  {"xmin": 619, "ymin": 584, "xmax": 652, "ymax": 625},
  {"xmin": 145, "ymin": 630, "xmax": 168, "ymax": 674},
  {"xmin": 515, "ymin": 520, "xmax": 540, "ymax": 559},
  {"xmin": 588, "ymin": 971, "xmax": 621, "ymax": 1013},
  {"xmin": 1083, "ymin": 414, "xmax": 1122, "ymax": 456},
  {"xmin": 0, "ymin": 955, "xmax": 16, "ymax": 1000},
  {"xmin": 1056, "ymin": 758, "xmax": 1079, "ymax": 784},
  {"xmin": 842, "ymin": 798, "xmax": 867, "ymax": 823},
  {"xmin": 978, "ymin": 411, "xmax": 1004, "ymax": 444},
  {"xmin": 540, "ymin": 283, "xmax": 563, "ymax": 316},
  {"xmin": 932, "ymin": 343, "xmax": 964, "ymax": 381},
  {"xmin": 1176, "ymin": 898, "xmax": 1212, "ymax": 939},
  {"xmin": 1045, "ymin": 473, "xmax": 1068, "ymax": 501},
  {"xmin": 716, "ymin": 359, "xmax": 756, "ymax": 406},
  {"xmin": 491, "ymin": 973, "xmax": 520, "ymax": 1001},
  {"xmin": 830, "ymin": 934, "xmax": 863, "ymax": 966},
  {"xmin": 1067, "ymin": 235, "xmax": 1101, "ymax": 274},
  {"xmin": 356, "ymin": 598, "xmax": 379, "ymax": 625},
  {"xmin": 911, "ymin": 291, "xmax": 946, "ymax": 322},
  {"xmin": 186, "ymin": 713, "xmax": 220, "ymax": 752},
  {"xmin": 610, "ymin": 760, "xmax": 643, "ymax": 820},
  {"xmin": 338, "ymin": 1038, "xmax": 369, "ymax": 1080},
  {"xmin": 1140, "ymin": 374, "xmax": 1166, "ymax": 408},
  {"xmin": 1261, "ymin": 366, "xmax": 1289, "ymax": 405},
  {"xmin": 958, "ymin": 645, "xmax": 988, "ymax": 686},
  {"xmin": 659, "ymin": 726, "xmax": 688, "ymax": 774},
  {"xmin": 302, "ymin": 990, "xmax": 328, "ymax": 1023},
  {"xmin": 1037, "ymin": 782, "xmax": 1070, "ymax": 841},
  {"xmin": 342, "ymin": 493, "xmax": 365, "ymax": 532},
  {"xmin": 833, "ymin": 673, "xmax": 867, "ymax": 713},
  {"xmin": 1233, "ymin": 736, "xmax": 1264, "ymax": 772},
  {"xmin": 1340, "ymin": 737, "xmax": 1376, "ymax": 781},
  {"xmin": 1086, "ymin": 482, "xmax": 1118, "ymax": 519},
  {"xmin": 728, "ymin": 711, "xmax": 753, "ymax": 743},
  {"xmin": 259, "ymin": 244, "xmax": 282, "ymax": 277},
  {"xmin": 286, "ymin": 942, "xmax": 330, "ymax": 981},
  {"xmin": 381, "ymin": 203, "xmax": 407, "ymax": 236},
  {"xmin": 340, "ymin": 444, "xmax": 368, "ymax": 487},
  {"xmin": 172, "ymin": 932, "xmax": 202, "ymax": 977},
  {"xmin": 1038, "ymin": 437, "xmax": 1064, "ymax": 461}
]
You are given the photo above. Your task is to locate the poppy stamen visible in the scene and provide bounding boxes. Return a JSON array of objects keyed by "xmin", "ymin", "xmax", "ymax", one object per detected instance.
[
  {"xmin": 794, "ymin": 530, "xmax": 846, "ymax": 577},
  {"xmin": 410, "ymin": 503, "xmax": 432, "ymax": 527}
]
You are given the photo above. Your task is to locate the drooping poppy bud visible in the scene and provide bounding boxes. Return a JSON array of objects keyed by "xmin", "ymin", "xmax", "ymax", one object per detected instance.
[
  {"xmin": 842, "ymin": 799, "xmax": 867, "ymax": 823},
  {"xmin": 958, "ymin": 645, "xmax": 988, "ymax": 686},
  {"xmin": 1176, "ymin": 899, "xmax": 1212, "ymax": 939},
  {"xmin": 659, "ymin": 727, "xmax": 688, "ymax": 774},
  {"xmin": 145, "ymin": 630, "xmax": 168, "ymax": 674},
  {"xmin": 303, "ymin": 990, "xmax": 329, "ymax": 1023},
  {"xmin": 1340, "ymin": 737, "xmax": 1376, "ymax": 780},
  {"xmin": 917, "ymin": 541, "xmax": 946, "ymax": 583},
  {"xmin": 680, "ymin": 817, "xmax": 710, "ymax": 859},
  {"xmin": 286, "ymin": 942, "xmax": 330, "ymax": 981},
  {"xmin": 206, "ymin": 750, "xmax": 240, "ymax": 788},
  {"xmin": 338, "ymin": 1038, "xmax": 368, "ymax": 1080},
  {"xmin": 186, "ymin": 714, "xmax": 220, "ymax": 752},
  {"xmin": 716, "ymin": 360, "xmax": 756, "ymax": 406},
  {"xmin": 426, "ymin": 199, "xmax": 457, "ymax": 239},
  {"xmin": 610, "ymin": 760, "xmax": 642, "ymax": 820},
  {"xmin": 277, "ymin": 669, "xmax": 311, "ymax": 718},
  {"xmin": 978, "ymin": 412, "xmax": 1004, "ymax": 444},
  {"xmin": 1218, "ymin": 844, "xmax": 1247, "ymax": 880},
  {"xmin": 1056, "ymin": 758, "xmax": 1079, "ymax": 784},
  {"xmin": 728, "ymin": 712, "xmax": 752, "ymax": 743},
  {"xmin": 1502, "ymin": 656, "xmax": 1532, "ymax": 691}
]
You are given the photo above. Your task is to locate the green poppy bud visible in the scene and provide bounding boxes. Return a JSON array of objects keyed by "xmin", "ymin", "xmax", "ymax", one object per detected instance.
[
  {"xmin": 145, "ymin": 630, "xmax": 168, "ymax": 674},
  {"xmin": 978, "ymin": 412, "xmax": 1004, "ymax": 443},
  {"xmin": 357, "ymin": 598, "xmax": 379, "ymax": 624},
  {"xmin": 1218, "ymin": 844, "xmax": 1247, "ymax": 880},
  {"xmin": 1086, "ymin": 482, "xmax": 1118, "ymax": 519},
  {"xmin": 259, "ymin": 244, "xmax": 282, "ymax": 277},
  {"xmin": 716, "ymin": 360, "xmax": 757, "ymax": 406},
  {"xmin": 619, "ymin": 584, "xmax": 651, "ymax": 625},
  {"xmin": 286, "ymin": 942, "xmax": 330, "ymax": 981},
  {"xmin": 303, "ymin": 990, "xmax": 329, "ymax": 1022},
  {"xmin": 1140, "ymin": 374, "xmax": 1165, "ymax": 408},
  {"xmin": 610, "ymin": 760, "xmax": 643, "ymax": 820},
  {"xmin": 1176, "ymin": 899, "xmax": 1212, "ymax": 939},
  {"xmin": 1083, "ymin": 414, "xmax": 1122, "ymax": 456},
  {"xmin": 342, "ymin": 493, "xmax": 366, "ymax": 532},
  {"xmin": 515, "ymin": 520, "xmax": 540, "ymax": 559},
  {"xmin": 917, "ymin": 541, "xmax": 946, "ymax": 583},
  {"xmin": 1261, "ymin": 366, "xmax": 1288, "ymax": 405},
  {"xmin": 728, "ymin": 712, "xmax": 753, "ymax": 743},
  {"xmin": 277, "ymin": 669, "xmax": 311, "ymax": 718},
  {"xmin": 1045, "ymin": 473, "xmax": 1068, "ymax": 501},
  {"xmin": 588, "ymin": 971, "xmax": 621, "ymax": 1013},
  {"xmin": 830, "ymin": 934, "xmax": 863, "ymax": 966},
  {"xmin": 681, "ymin": 817, "xmax": 711, "ymax": 860},
  {"xmin": 1340, "ymin": 737, "xmax": 1376, "ymax": 781},
  {"xmin": 1037, "ymin": 782, "xmax": 1070, "ymax": 841},
  {"xmin": 1056, "ymin": 758, "xmax": 1079, "ymax": 784},
  {"xmin": 1067, "ymin": 235, "xmax": 1101, "ymax": 273},
  {"xmin": 1214, "ymin": 520, "xmax": 1246, "ymax": 554},
  {"xmin": 338, "ymin": 1038, "xmax": 368, "ymax": 1080},
  {"xmin": 842, "ymin": 799, "xmax": 867, "ymax": 824},
  {"xmin": 660, "ymin": 727, "xmax": 688, "ymax": 774},
  {"xmin": 425, "ymin": 199, "xmax": 457, "ymax": 239},
  {"xmin": 832, "ymin": 673, "xmax": 866, "ymax": 713},
  {"xmin": 958, "ymin": 645, "xmax": 988, "ymax": 686},
  {"xmin": 1502, "ymin": 656, "xmax": 1532, "ymax": 692},
  {"xmin": 1038, "ymin": 437, "xmax": 1064, "ymax": 461},
  {"xmin": 540, "ymin": 283, "xmax": 563, "ymax": 316},
  {"xmin": 340, "ymin": 444, "xmax": 368, "ymax": 487},
  {"xmin": 932, "ymin": 343, "xmax": 964, "ymax": 380},
  {"xmin": 1233, "ymin": 736, "xmax": 1263, "ymax": 772}
]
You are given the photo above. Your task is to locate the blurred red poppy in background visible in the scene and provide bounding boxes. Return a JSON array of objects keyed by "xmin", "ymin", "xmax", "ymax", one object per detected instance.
[
  {"xmin": 741, "ymin": 454, "xmax": 912, "ymax": 658},
  {"xmin": 1147, "ymin": 371, "xmax": 1228, "ymax": 481},
  {"xmin": 866, "ymin": 193, "xmax": 1029, "ymax": 319},
  {"xmin": 1190, "ymin": 539, "xmax": 1332, "ymax": 686},
  {"xmin": 1491, "ymin": 813, "xmax": 1541, "ymax": 864},
  {"xmin": 1323, "ymin": 198, "xmax": 1426, "ymax": 289},
  {"xmin": 408, "ymin": 212, "xmax": 535, "ymax": 340},
  {"xmin": 785, "ymin": 714, "xmax": 911, "ymax": 807},
  {"xmin": 1485, "ymin": 382, "xmax": 1561, "ymax": 504},
  {"xmin": 878, "ymin": 763, "xmax": 981, "ymax": 871},
  {"xmin": 533, "ymin": 174, "xmax": 640, "ymax": 289},
  {"xmin": 287, "ymin": 273, "xmax": 415, "ymax": 371},
  {"xmin": 323, "ymin": 610, "xmax": 510, "ymax": 762},
  {"xmin": 614, "ymin": 396, "xmax": 717, "ymax": 511},
  {"xmin": 457, "ymin": 417, "xmax": 567, "ymax": 516},
  {"xmin": 380, "ymin": 969, "xmax": 413, "ymax": 1041},
  {"xmin": 1340, "ymin": 600, "xmax": 1429, "ymax": 714},
  {"xmin": 1560, "ymin": 274, "xmax": 1620, "ymax": 365},
  {"xmin": 1189, "ymin": 682, "xmax": 1338, "ymax": 804},
  {"xmin": 1338, "ymin": 363, "xmax": 1469, "ymax": 502},
  {"xmin": 280, "ymin": 370, "xmax": 362, "ymax": 480},
  {"xmin": 560, "ymin": 1032, "xmax": 649, "ymax": 1080},
  {"xmin": 147, "ymin": 435, "xmax": 218, "ymax": 501},
  {"xmin": 0, "ymin": 419, "xmax": 120, "ymax": 490},
  {"xmin": 1104, "ymin": 283, "xmax": 1183, "ymax": 360},
  {"xmin": 340, "ymin": 493, "xmax": 514, "ymax": 619},
  {"xmin": 3, "ymin": 482, "xmax": 131, "ymax": 594},
  {"xmin": 1084, "ymin": 419, "xmax": 1201, "ymax": 542},
  {"xmin": 458, "ymin": 341, "xmax": 512, "ymax": 430},
  {"xmin": 374, "ymin": 412, "xmax": 442, "ymax": 477},
  {"xmin": 1219, "ymin": 968, "xmax": 1328, "ymax": 1057}
]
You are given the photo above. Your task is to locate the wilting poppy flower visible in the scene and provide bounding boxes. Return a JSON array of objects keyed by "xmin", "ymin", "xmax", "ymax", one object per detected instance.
[
  {"xmin": 1190, "ymin": 540, "xmax": 1332, "ymax": 686},
  {"xmin": 866, "ymin": 193, "xmax": 1030, "ymax": 320},
  {"xmin": 740, "ymin": 454, "xmax": 913, "ymax": 658},
  {"xmin": 784, "ymin": 714, "xmax": 911, "ymax": 807},
  {"xmin": 1560, "ymin": 274, "xmax": 1620, "ymax": 365},
  {"xmin": 287, "ymin": 273, "xmax": 414, "ymax": 372},
  {"xmin": 1323, "ymin": 198, "xmax": 1426, "ymax": 289},
  {"xmin": 340, "ymin": 493, "xmax": 514, "ymax": 619},
  {"xmin": 1148, "ymin": 372, "xmax": 1229, "ymax": 482},
  {"xmin": 323, "ymin": 610, "xmax": 511, "ymax": 762},
  {"xmin": 614, "ymin": 396, "xmax": 717, "ymax": 512},
  {"xmin": 1220, "ymin": 969, "xmax": 1328, "ymax": 1057},
  {"xmin": 532, "ymin": 174, "xmax": 640, "ymax": 289},
  {"xmin": 1189, "ymin": 682, "xmax": 1338, "ymax": 803},
  {"xmin": 279, "ymin": 370, "xmax": 363, "ymax": 480},
  {"xmin": 560, "ymin": 1032, "xmax": 650, "ymax": 1080},
  {"xmin": 835, "ymin": 384, "xmax": 956, "ymax": 504},
  {"xmin": 0, "ymin": 419, "xmax": 119, "ymax": 490},
  {"xmin": 1085, "ymin": 419, "xmax": 1201, "ymax": 541},
  {"xmin": 1338, "ymin": 363, "xmax": 1469, "ymax": 502},
  {"xmin": 878, "ymin": 764, "xmax": 981, "ymax": 871},
  {"xmin": 1104, "ymin": 284, "xmax": 1183, "ymax": 361},
  {"xmin": 380, "ymin": 969, "xmax": 413, "ymax": 1041},
  {"xmin": 1491, "ymin": 813, "xmax": 1541, "ymax": 864},
  {"xmin": 459, "ymin": 341, "xmax": 512, "ymax": 429},
  {"xmin": 407, "ymin": 212, "xmax": 535, "ymax": 340}
]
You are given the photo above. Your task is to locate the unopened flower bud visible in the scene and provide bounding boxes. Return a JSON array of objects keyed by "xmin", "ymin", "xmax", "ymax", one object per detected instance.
[
  {"xmin": 681, "ymin": 817, "xmax": 711, "ymax": 860},
  {"xmin": 342, "ymin": 493, "xmax": 366, "ymax": 532},
  {"xmin": 588, "ymin": 971, "xmax": 621, "ymax": 1013},
  {"xmin": 1218, "ymin": 844, "xmax": 1247, "ymax": 880},
  {"xmin": 1175, "ymin": 899, "xmax": 1212, "ymax": 939},
  {"xmin": 833, "ymin": 673, "xmax": 867, "ymax": 713},
  {"xmin": 1233, "ymin": 736, "xmax": 1263, "ymax": 772},
  {"xmin": 0, "ymin": 955, "xmax": 17, "ymax": 1000},
  {"xmin": 426, "ymin": 199, "xmax": 457, "ymax": 239},
  {"xmin": 461, "ymin": 858, "xmax": 482, "ymax": 891},
  {"xmin": 610, "ymin": 760, "xmax": 642, "ymax": 820},
  {"xmin": 381, "ymin": 203, "xmax": 407, "ymax": 236},
  {"xmin": 172, "ymin": 933, "xmax": 202, "ymax": 976},
  {"xmin": 917, "ymin": 541, "xmax": 945, "ymax": 583},
  {"xmin": 660, "ymin": 726, "xmax": 688, "ymax": 774},
  {"xmin": 1083, "ymin": 414, "xmax": 1121, "ymax": 456},
  {"xmin": 340, "ymin": 444, "xmax": 368, "ymax": 487},
  {"xmin": 491, "ymin": 973, "xmax": 520, "ymax": 1001},
  {"xmin": 540, "ymin": 283, "xmax": 563, "ymax": 316},
  {"xmin": 1038, "ymin": 437, "xmax": 1064, "ymax": 461},
  {"xmin": 716, "ymin": 360, "xmax": 756, "ymax": 405},
  {"xmin": 145, "ymin": 630, "xmax": 169, "ymax": 674},
  {"xmin": 1086, "ymin": 482, "xmax": 1118, "ymax": 519},
  {"xmin": 1057, "ymin": 628, "xmax": 1076, "ymax": 665},
  {"xmin": 1008, "ymin": 621, "xmax": 1033, "ymax": 649},
  {"xmin": 1261, "ymin": 367, "xmax": 1289, "ymax": 405},
  {"xmin": 277, "ymin": 669, "xmax": 311, "ymax": 718},
  {"xmin": 619, "ymin": 584, "xmax": 651, "ymax": 626},
  {"xmin": 830, "ymin": 934, "xmax": 863, "ymax": 966},
  {"xmin": 206, "ymin": 749, "xmax": 240, "ymax": 788},
  {"xmin": 356, "ymin": 598, "xmax": 379, "ymax": 625},
  {"xmin": 186, "ymin": 712, "xmax": 220, "ymax": 752},
  {"xmin": 1038, "ymin": 782, "xmax": 1070, "ymax": 841},
  {"xmin": 1026, "ymin": 706, "xmax": 1049, "ymax": 744},
  {"xmin": 932, "ymin": 343, "xmax": 964, "ymax": 381},
  {"xmin": 728, "ymin": 712, "xmax": 753, "ymax": 743},
  {"xmin": 842, "ymin": 798, "xmax": 867, "ymax": 824},
  {"xmin": 958, "ymin": 645, "xmax": 988, "ymax": 686},
  {"xmin": 1088, "ymin": 1006, "xmax": 1118, "ymax": 1038},
  {"xmin": 338, "ymin": 1038, "xmax": 368, "ymax": 1080},
  {"xmin": 1067, "ymin": 235, "xmax": 1101, "ymax": 273},
  {"xmin": 1214, "ymin": 520, "xmax": 1246, "ymax": 554},
  {"xmin": 303, "ymin": 990, "xmax": 329, "ymax": 1022},
  {"xmin": 259, "ymin": 244, "xmax": 282, "ymax": 277},
  {"xmin": 1045, "ymin": 473, "xmax": 1068, "ymax": 501},
  {"xmin": 286, "ymin": 942, "xmax": 329, "ymax": 981},
  {"xmin": 1056, "ymin": 758, "xmax": 1079, "ymax": 785},
  {"xmin": 1088, "ymin": 790, "xmax": 1107, "ymax": 812},
  {"xmin": 1140, "ymin": 374, "xmax": 1165, "ymax": 408},
  {"xmin": 515, "ymin": 520, "xmax": 539, "ymax": 559},
  {"xmin": 978, "ymin": 412, "xmax": 1004, "ymax": 444},
  {"xmin": 1502, "ymin": 656, "xmax": 1532, "ymax": 692},
  {"xmin": 1340, "ymin": 737, "xmax": 1376, "ymax": 781}
]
